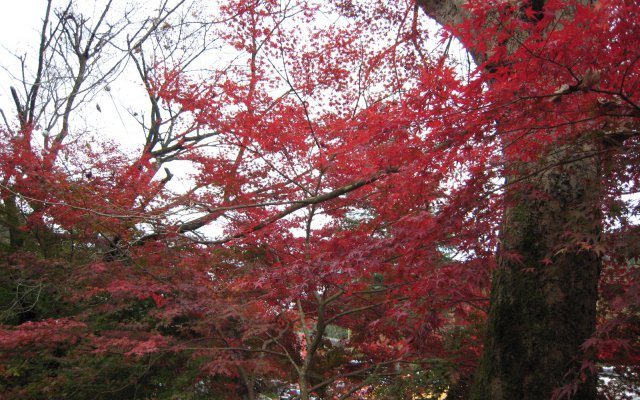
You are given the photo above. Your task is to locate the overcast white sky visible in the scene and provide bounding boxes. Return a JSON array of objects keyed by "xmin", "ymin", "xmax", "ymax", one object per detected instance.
[
  {"xmin": 0, "ymin": 0, "xmax": 169, "ymax": 152},
  {"xmin": 0, "ymin": 1, "xmax": 45, "ymax": 120},
  {"xmin": 0, "ymin": 1, "xmax": 42, "ymax": 46}
]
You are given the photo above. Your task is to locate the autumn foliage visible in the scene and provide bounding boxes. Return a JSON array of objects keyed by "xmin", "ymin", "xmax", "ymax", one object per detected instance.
[{"xmin": 1, "ymin": 0, "xmax": 639, "ymax": 399}]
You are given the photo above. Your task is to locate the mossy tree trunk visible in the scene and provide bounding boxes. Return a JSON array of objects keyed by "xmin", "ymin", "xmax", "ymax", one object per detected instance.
[
  {"xmin": 470, "ymin": 152, "xmax": 602, "ymax": 399},
  {"xmin": 416, "ymin": 1, "xmax": 602, "ymax": 398}
]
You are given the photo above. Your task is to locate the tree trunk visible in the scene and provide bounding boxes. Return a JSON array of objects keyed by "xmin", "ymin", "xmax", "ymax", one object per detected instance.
[
  {"xmin": 470, "ymin": 151, "xmax": 601, "ymax": 399},
  {"xmin": 416, "ymin": 1, "xmax": 602, "ymax": 398},
  {"xmin": 3, "ymin": 194, "xmax": 27, "ymax": 250}
]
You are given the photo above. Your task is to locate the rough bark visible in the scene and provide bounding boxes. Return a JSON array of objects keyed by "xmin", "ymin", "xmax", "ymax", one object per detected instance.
[
  {"xmin": 470, "ymin": 151, "xmax": 601, "ymax": 399},
  {"xmin": 417, "ymin": 1, "xmax": 602, "ymax": 399}
]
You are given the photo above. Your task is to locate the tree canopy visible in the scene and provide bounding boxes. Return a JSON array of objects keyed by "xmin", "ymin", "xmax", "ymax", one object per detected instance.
[{"xmin": 0, "ymin": 0, "xmax": 638, "ymax": 399}]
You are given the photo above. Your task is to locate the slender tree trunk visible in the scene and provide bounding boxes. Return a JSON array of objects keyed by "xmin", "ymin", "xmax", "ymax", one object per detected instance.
[{"xmin": 4, "ymin": 194, "xmax": 27, "ymax": 250}]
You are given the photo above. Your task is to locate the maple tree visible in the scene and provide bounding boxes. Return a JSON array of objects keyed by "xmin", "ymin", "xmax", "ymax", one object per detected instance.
[{"xmin": 1, "ymin": 0, "xmax": 639, "ymax": 399}]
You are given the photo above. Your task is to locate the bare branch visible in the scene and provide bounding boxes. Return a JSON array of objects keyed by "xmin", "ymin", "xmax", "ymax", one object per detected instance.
[{"xmin": 183, "ymin": 168, "xmax": 399, "ymax": 242}]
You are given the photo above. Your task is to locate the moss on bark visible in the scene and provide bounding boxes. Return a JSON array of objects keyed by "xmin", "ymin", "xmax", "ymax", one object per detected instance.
[{"xmin": 471, "ymin": 156, "xmax": 601, "ymax": 400}]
